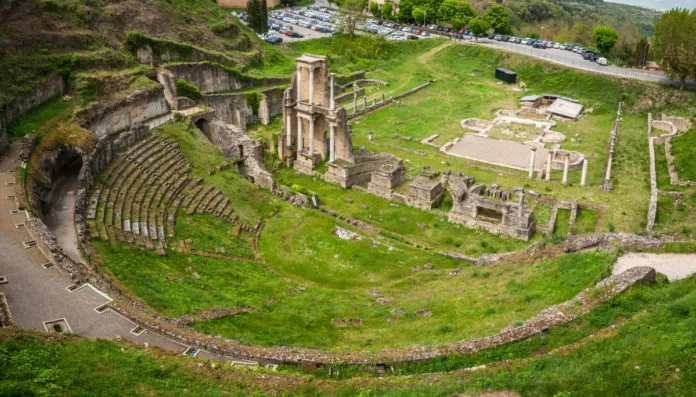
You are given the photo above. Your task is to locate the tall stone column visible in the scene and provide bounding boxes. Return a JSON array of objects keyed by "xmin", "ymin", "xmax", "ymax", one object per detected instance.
[
  {"xmin": 308, "ymin": 117, "xmax": 315, "ymax": 156},
  {"xmin": 545, "ymin": 153, "xmax": 552, "ymax": 181},
  {"xmin": 296, "ymin": 66, "xmax": 302, "ymax": 102},
  {"xmin": 528, "ymin": 147, "xmax": 537, "ymax": 179},
  {"xmin": 296, "ymin": 115, "xmax": 303, "ymax": 152},
  {"xmin": 580, "ymin": 157, "xmax": 589, "ymax": 186},
  {"xmin": 286, "ymin": 114, "xmax": 292, "ymax": 147},
  {"xmin": 363, "ymin": 96, "xmax": 367, "ymax": 109},
  {"xmin": 329, "ymin": 124, "xmax": 336, "ymax": 162},
  {"xmin": 329, "ymin": 73, "xmax": 335, "ymax": 110},
  {"xmin": 308, "ymin": 66, "xmax": 315, "ymax": 105},
  {"xmin": 353, "ymin": 92, "xmax": 357, "ymax": 113},
  {"xmin": 562, "ymin": 154, "xmax": 570, "ymax": 184}
]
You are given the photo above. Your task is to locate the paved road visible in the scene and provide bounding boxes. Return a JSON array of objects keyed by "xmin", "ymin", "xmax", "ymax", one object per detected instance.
[{"xmin": 470, "ymin": 38, "xmax": 696, "ymax": 89}]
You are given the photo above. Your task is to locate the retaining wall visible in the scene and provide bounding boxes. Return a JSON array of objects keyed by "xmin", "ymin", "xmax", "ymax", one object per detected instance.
[{"xmin": 0, "ymin": 77, "xmax": 66, "ymax": 155}]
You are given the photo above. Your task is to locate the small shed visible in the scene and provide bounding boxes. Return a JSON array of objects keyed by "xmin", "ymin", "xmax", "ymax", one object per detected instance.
[{"xmin": 495, "ymin": 68, "xmax": 517, "ymax": 84}]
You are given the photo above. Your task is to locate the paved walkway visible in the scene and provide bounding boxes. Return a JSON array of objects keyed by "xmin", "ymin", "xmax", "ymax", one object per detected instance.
[
  {"xmin": 613, "ymin": 252, "xmax": 696, "ymax": 281},
  {"xmin": 0, "ymin": 144, "xmax": 221, "ymax": 359},
  {"xmin": 444, "ymin": 134, "xmax": 548, "ymax": 172},
  {"xmin": 469, "ymin": 38, "xmax": 696, "ymax": 89}
]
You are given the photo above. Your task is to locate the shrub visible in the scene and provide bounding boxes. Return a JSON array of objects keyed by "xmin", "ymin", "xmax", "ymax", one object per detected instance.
[{"xmin": 175, "ymin": 79, "xmax": 201, "ymax": 101}]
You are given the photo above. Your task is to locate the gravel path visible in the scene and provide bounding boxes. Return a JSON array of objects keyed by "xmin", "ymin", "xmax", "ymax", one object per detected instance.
[{"xmin": 613, "ymin": 252, "xmax": 696, "ymax": 281}]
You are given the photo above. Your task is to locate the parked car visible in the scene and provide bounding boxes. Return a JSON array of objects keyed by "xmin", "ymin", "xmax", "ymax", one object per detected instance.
[
  {"xmin": 264, "ymin": 35, "xmax": 283, "ymax": 44},
  {"xmin": 407, "ymin": 34, "xmax": 419, "ymax": 40},
  {"xmin": 420, "ymin": 31, "xmax": 430, "ymax": 37},
  {"xmin": 284, "ymin": 30, "xmax": 303, "ymax": 38},
  {"xmin": 533, "ymin": 41, "xmax": 546, "ymax": 49},
  {"xmin": 596, "ymin": 57, "xmax": 608, "ymax": 66}
]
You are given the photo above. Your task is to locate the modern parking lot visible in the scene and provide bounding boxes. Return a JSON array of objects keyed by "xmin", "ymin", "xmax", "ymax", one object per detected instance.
[{"xmin": 235, "ymin": 5, "xmax": 441, "ymax": 44}]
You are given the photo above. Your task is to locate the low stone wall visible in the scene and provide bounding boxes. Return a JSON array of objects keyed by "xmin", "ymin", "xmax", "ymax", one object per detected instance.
[
  {"xmin": 0, "ymin": 76, "xmax": 66, "ymax": 155},
  {"xmin": 563, "ymin": 232, "xmax": 673, "ymax": 253},
  {"xmin": 647, "ymin": 114, "xmax": 658, "ymax": 232},
  {"xmin": 603, "ymin": 103, "xmax": 622, "ymax": 191},
  {"xmin": 335, "ymin": 88, "xmax": 365, "ymax": 103}
]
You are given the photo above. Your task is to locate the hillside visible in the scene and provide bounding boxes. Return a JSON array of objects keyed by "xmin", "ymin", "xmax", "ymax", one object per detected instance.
[{"xmin": 0, "ymin": 0, "xmax": 263, "ymax": 107}]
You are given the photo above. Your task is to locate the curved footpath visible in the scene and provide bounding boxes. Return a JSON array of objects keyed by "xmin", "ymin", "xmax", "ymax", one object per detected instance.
[{"xmin": 467, "ymin": 38, "xmax": 696, "ymax": 89}]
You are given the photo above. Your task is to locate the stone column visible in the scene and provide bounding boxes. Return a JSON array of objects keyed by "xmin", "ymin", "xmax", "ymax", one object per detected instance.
[
  {"xmin": 528, "ymin": 147, "xmax": 537, "ymax": 179},
  {"xmin": 545, "ymin": 153, "xmax": 552, "ymax": 181},
  {"xmin": 562, "ymin": 154, "xmax": 570, "ymax": 184},
  {"xmin": 296, "ymin": 66, "xmax": 302, "ymax": 102},
  {"xmin": 382, "ymin": 93, "xmax": 385, "ymax": 102},
  {"xmin": 353, "ymin": 92, "xmax": 357, "ymax": 113},
  {"xmin": 308, "ymin": 116, "xmax": 315, "ymax": 156},
  {"xmin": 372, "ymin": 98, "xmax": 376, "ymax": 106},
  {"xmin": 581, "ymin": 157, "xmax": 589, "ymax": 186},
  {"xmin": 286, "ymin": 114, "xmax": 292, "ymax": 147},
  {"xmin": 329, "ymin": 124, "xmax": 336, "ymax": 163},
  {"xmin": 363, "ymin": 96, "xmax": 367, "ymax": 109},
  {"xmin": 308, "ymin": 66, "xmax": 315, "ymax": 105},
  {"xmin": 296, "ymin": 115, "xmax": 303, "ymax": 152},
  {"xmin": 329, "ymin": 73, "xmax": 335, "ymax": 110}
]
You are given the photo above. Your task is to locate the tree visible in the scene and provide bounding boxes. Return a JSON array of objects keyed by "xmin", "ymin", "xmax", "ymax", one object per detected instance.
[
  {"xmin": 468, "ymin": 17, "xmax": 489, "ymax": 41},
  {"xmin": 279, "ymin": 0, "xmax": 296, "ymax": 6},
  {"xmin": 246, "ymin": 0, "xmax": 268, "ymax": 34},
  {"xmin": 593, "ymin": 25, "xmax": 618, "ymax": 54},
  {"xmin": 396, "ymin": 0, "xmax": 415, "ymax": 22},
  {"xmin": 382, "ymin": 2, "xmax": 393, "ymax": 20},
  {"xmin": 369, "ymin": 1, "xmax": 379, "ymax": 17},
  {"xmin": 653, "ymin": 8, "xmax": 696, "ymax": 89},
  {"xmin": 483, "ymin": 4, "xmax": 511, "ymax": 35},
  {"xmin": 335, "ymin": 0, "xmax": 366, "ymax": 38},
  {"xmin": 412, "ymin": 7, "xmax": 425, "ymax": 25},
  {"xmin": 438, "ymin": 0, "xmax": 476, "ymax": 27}
]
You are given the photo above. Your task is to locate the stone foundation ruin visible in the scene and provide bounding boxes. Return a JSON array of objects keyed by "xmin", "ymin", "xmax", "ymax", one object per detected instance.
[{"xmin": 448, "ymin": 174, "xmax": 534, "ymax": 240}]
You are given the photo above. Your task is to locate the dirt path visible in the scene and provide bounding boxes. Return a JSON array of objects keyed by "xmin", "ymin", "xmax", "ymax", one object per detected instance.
[
  {"xmin": 417, "ymin": 41, "xmax": 454, "ymax": 64},
  {"xmin": 614, "ymin": 252, "xmax": 696, "ymax": 281}
]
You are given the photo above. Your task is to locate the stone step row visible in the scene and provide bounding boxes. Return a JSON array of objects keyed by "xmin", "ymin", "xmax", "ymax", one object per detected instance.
[{"xmin": 88, "ymin": 134, "xmax": 254, "ymax": 250}]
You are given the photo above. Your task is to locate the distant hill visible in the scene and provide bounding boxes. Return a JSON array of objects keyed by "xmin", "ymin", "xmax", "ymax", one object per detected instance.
[{"xmin": 607, "ymin": 0, "xmax": 693, "ymax": 10}]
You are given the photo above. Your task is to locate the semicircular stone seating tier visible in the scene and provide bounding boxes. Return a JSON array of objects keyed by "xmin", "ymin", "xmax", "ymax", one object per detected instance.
[{"xmin": 85, "ymin": 134, "xmax": 244, "ymax": 250}]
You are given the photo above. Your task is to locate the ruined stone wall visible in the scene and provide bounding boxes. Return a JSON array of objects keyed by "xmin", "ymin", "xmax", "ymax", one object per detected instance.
[
  {"xmin": 201, "ymin": 93, "xmax": 253, "ymax": 126},
  {"xmin": 0, "ymin": 76, "xmax": 66, "ymax": 155},
  {"xmin": 194, "ymin": 118, "xmax": 273, "ymax": 190},
  {"xmin": 324, "ymin": 155, "xmax": 396, "ymax": 188},
  {"xmin": 258, "ymin": 88, "xmax": 285, "ymax": 125},
  {"xmin": 79, "ymin": 88, "xmax": 170, "ymax": 139},
  {"xmin": 335, "ymin": 88, "xmax": 365, "ymax": 103},
  {"xmin": 647, "ymin": 114, "xmax": 658, "ymax": 232},
  {"xmin": 347, "ymin": 81, "xmax": 433, "ymax": 121},
  {"xmin": 165, "ymin": 63, "xmax": 287, "ymax": 94}
]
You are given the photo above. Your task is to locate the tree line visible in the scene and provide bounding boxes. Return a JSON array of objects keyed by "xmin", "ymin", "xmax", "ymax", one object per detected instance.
[{"xmin": 653, "ymin": 8, "xmax": 696, "ymax": 89}]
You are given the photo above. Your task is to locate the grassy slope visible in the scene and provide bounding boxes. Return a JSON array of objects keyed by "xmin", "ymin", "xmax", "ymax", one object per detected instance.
[
  {"xmin": 4, "ymin": 274, "xmax": 696, "ymax": 396},
  {"xmin": 0, "ymin": 0, "xmax": 260, "ymax": 107}
]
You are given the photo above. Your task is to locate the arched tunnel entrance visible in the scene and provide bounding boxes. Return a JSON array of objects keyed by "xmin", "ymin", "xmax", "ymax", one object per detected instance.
[{"xmin": 42, "ymin": 148, "xmax": 83, "ymax": 262}]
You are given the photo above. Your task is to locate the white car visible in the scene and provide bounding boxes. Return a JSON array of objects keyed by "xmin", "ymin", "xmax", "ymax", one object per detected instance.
[{"xmin": 596, "ymin": 57, "xmax": 608, "ymax": 66}]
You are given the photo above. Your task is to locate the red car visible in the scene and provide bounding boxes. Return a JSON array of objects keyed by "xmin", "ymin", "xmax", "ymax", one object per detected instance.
[
  {"xmin": 284, "ymin": 30, "xmax": 303, "ymax": 38},
  {"xmin": 414, "ymin": 29, "xmax": 422, "ymax": 35}
]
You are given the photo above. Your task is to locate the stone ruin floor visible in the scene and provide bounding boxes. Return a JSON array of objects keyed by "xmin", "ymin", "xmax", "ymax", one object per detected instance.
[{"xmin": 443, "ymin": 134, "xmax": 550, "ymax": 172}]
